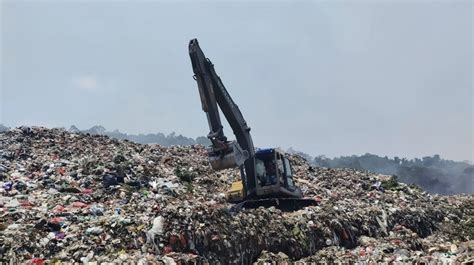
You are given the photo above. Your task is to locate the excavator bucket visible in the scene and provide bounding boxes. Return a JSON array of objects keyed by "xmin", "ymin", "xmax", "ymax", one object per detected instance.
[{"xmin": 208, "ymin": 141, "xmax": 249, "ymax": 170}]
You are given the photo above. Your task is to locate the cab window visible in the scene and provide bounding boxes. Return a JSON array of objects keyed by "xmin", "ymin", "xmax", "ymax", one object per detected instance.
[
  {"xmin": 255, "ymin": 159, "xmax": 266, "ymax": 185},
  {"xmin": 283, "ymin": 157, "xmax": 295, "ymax": 188}
]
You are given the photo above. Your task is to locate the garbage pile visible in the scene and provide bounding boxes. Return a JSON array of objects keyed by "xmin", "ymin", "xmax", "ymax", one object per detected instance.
[{"xmin": 0, "ymin": 127, "xmax": 472, "ymax": 264}]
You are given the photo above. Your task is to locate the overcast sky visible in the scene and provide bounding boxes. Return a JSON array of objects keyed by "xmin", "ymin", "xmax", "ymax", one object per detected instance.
[{"xmin": 1, "ymin": 1, "xmax": 472, "ymax": 161}]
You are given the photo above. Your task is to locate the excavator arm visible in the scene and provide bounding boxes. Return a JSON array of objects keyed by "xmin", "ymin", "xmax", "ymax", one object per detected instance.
[{"xmin": 189, "ymin": 39, "xmax": 257, "ymax": 196}]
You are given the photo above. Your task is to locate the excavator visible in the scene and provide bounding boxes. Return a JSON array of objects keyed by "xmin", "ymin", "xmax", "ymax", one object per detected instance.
[{"xmin": 189, "ymin": 39, "xmax": 315, "ymax": 209}]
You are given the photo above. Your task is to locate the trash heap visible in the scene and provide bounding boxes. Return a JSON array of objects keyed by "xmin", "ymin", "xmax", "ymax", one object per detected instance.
[{"xmin": 0, "ymin": 127, "xmax": 472, "ymax": 264}]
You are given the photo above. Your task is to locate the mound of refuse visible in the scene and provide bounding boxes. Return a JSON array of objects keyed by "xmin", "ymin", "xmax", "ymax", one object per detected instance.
[{"xmin": 0, "ymin": 127, "xmax": 472, "ymax": 264}]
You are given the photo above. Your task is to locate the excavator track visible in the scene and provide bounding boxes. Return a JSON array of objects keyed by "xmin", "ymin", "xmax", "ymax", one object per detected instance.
[{"xmin": 231, "ymin": 198, "xmax": 318, "ymax": 212}]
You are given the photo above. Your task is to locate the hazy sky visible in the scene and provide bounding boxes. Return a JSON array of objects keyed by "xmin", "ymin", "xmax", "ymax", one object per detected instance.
[{"xmin": 1, "ymin": 1, "xmax": 472, "ymax": 161}]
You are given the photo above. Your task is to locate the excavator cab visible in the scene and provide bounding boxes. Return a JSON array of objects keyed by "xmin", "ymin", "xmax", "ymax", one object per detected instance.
[
  {"xmin": 254, "ymin": 148, "xmax": 302, "ymax": 198},
  {"xmin": 226, "ymin": 148, "xmax": 303, "ymax": 203}
]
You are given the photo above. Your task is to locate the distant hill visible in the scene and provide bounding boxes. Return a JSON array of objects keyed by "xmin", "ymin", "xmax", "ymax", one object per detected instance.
[
  {"xmin": 0, "ymin": 124, "xmax": 9, "ymax": 132},
  {"xmin": 68, "ymin": 125, "xmax": 211, "ymax": 147}
]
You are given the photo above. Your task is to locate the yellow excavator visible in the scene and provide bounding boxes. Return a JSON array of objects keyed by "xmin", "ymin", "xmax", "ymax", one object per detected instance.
[{"xmin": 189, "ymin": 39, "xmax": 315, "ymax": 209}]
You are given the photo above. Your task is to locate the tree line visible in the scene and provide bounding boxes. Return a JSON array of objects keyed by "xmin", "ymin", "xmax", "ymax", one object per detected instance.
[{"xmin": 288, "ymin": 148, "xmax": 473, "ymax": 195}]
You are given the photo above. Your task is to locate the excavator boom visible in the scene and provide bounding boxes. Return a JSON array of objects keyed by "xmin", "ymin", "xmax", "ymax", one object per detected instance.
[{"xmin": 189, "ymin": 39, "xmax": 257, "ymax": 196}]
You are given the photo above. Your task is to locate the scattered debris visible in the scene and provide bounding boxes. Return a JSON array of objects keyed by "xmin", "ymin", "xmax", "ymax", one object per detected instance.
[{"xmin": 0, "ymin": 127, "xmax": 472, "ymax": 263}]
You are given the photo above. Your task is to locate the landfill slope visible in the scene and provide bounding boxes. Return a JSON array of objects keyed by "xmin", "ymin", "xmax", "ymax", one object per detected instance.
[{"xmin": 0, "ymin": 127, "xmax": 472, "ymax": 264}]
